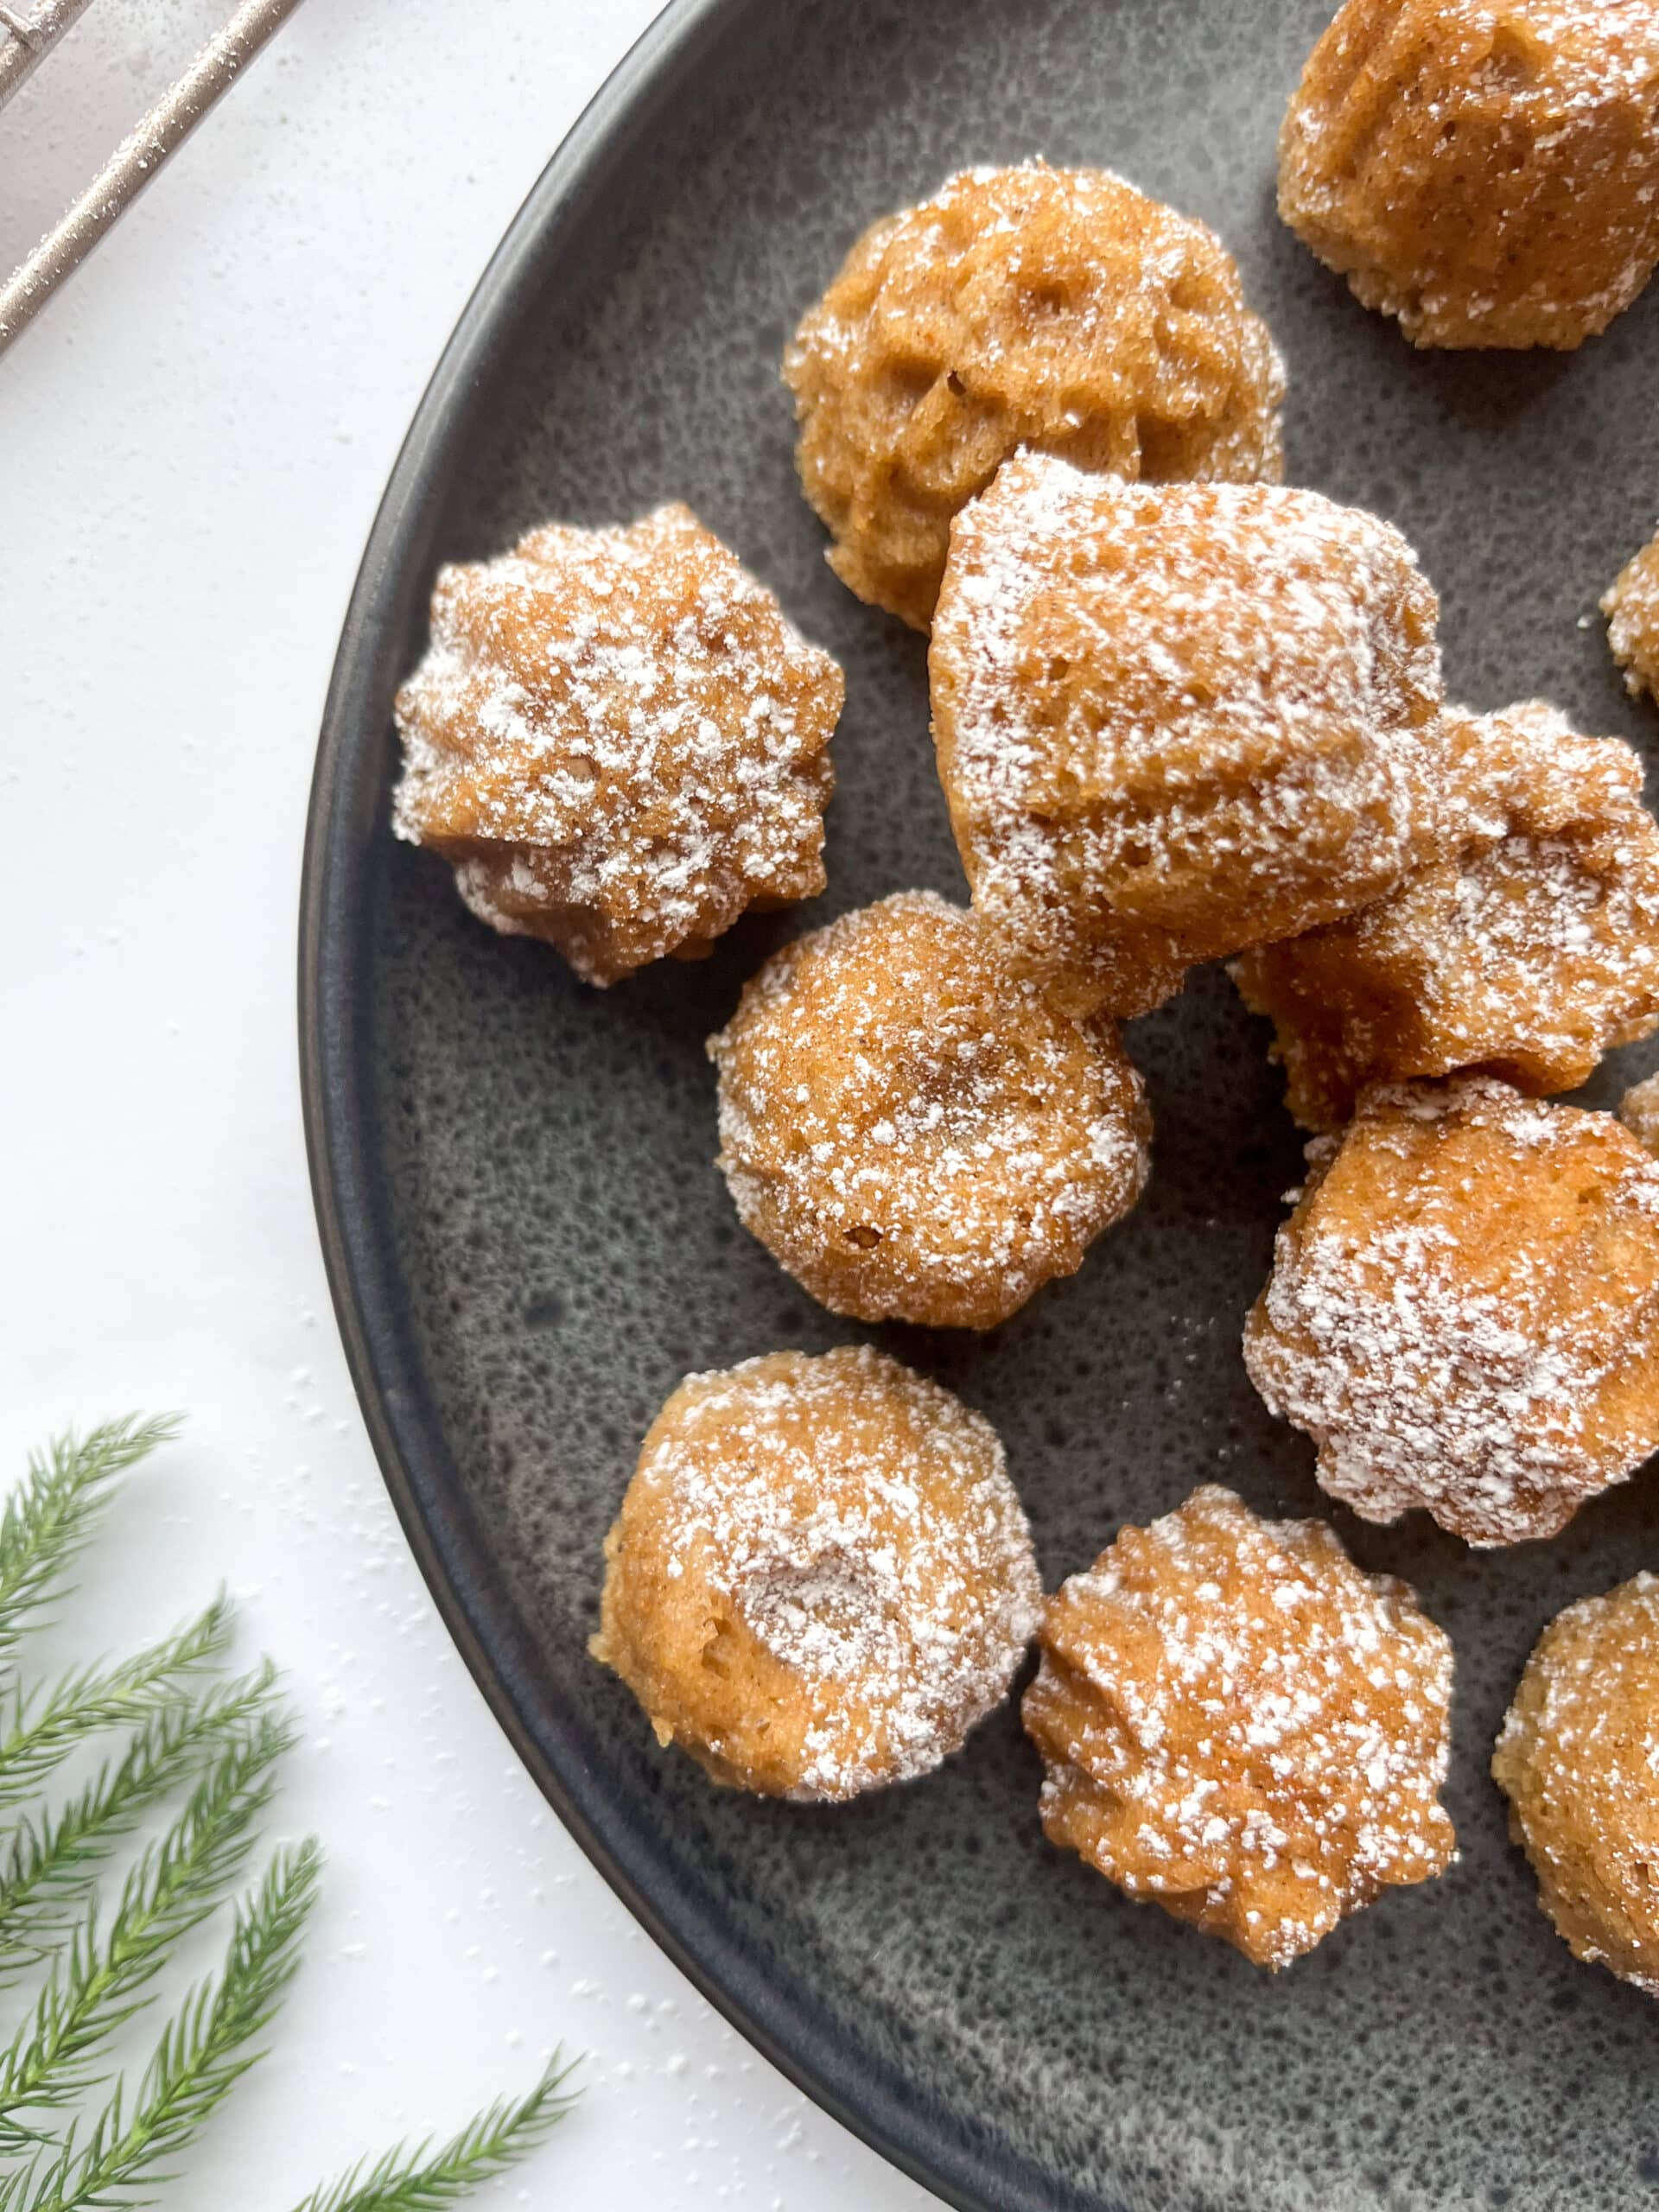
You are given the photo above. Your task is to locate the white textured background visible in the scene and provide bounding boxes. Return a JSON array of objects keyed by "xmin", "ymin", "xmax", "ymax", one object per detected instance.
[{"xmin": 0, "ymin": 4, "xmax": 932, "ymax": 2202}]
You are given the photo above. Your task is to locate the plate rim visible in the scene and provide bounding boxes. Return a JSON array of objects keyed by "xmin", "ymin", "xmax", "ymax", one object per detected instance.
[{"xmin": 296, "ymin": 6, "xmax": 1102, "ymax": 2209}]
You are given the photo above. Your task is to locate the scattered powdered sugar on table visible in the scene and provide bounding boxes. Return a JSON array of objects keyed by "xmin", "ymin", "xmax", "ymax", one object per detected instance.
[
  {"xmin": 930, "ymin": 453, "xmax": 1445, "ymax": 1015},
  {"xmin": 1025, "ymin": 1484, "xmax": 1454, "ymax": 1967},
  {"xmin": 610, "ymin": 1347, "xmax": 1043, "ymax": 1802},
  {"xmin": 391, "ymin": 503, "xmax": 841, "ymax": 983},
  {"xmin": 1245, "ymin": 1075, "xmax": 1659, "ymax": 1546}
]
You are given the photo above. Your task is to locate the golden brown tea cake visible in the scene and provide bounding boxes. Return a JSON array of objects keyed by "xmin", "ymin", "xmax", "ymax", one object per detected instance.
[
  {"xmin": 784, "ymin": 161, "xmax": 1284, "ymax": 630},
  {"xmin": 1279, "ymin": 0, "xmax": 1659, "ymax": 349},
  {"xmin": 709, "ymin": 893, "xmax": 1149, "ymax": 1330},
  {"xmin": 1023, "ymin": 1485, "xmax": 1455, "ymax": 1967},
  {"xmin": 1244, "ymin": 1077, "xmax": 1659, "ymax": 1546},
  {"xmin": 592, "ymin": 1347, "xmax": 1041, "ymax": 1801},
  {"xmin": 1232, "ymin": 702, "xmax": 1659, "ymax": 1130},
  {"xmin": 1605, "ymin": 531, "xmax": 1659, "ymax": 704},
  {"xmin": 1494, "ymin": 1575, "xmax": 1659, "ymax": 1995},
  {"xmin": 392, "ymin": 505, "xmax": 842, "ymax": 985},
  {"xmin": 930, "ymin": 455, "xmax": 1446, "ymax": 1018},
  {"xmin": 1622, "ymin": 1071, "xmax": 1659, "ymax": 1155}
]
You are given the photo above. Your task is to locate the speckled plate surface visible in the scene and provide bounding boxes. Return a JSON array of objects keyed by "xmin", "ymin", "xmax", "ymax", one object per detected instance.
[{"xmin": 299, "ymin": 3, "xmax": 1659, "ymax": 2207}]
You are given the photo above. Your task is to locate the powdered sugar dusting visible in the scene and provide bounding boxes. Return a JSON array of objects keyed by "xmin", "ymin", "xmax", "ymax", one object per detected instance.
[
  {"xmin": 929, "ymin": 453, "xmax": 1445, "ymax": 1017},
  {"xmin": 1623, "ymin": 1071, "xmax": 1659, "ymax": 1156},
  {"xmin": 1232, "ymin": 699, "xmax": 1659, "ymax": 1128},
  {"xmin": 392, "ymin": 503, "xmax": 842, "ymax": 984},
  {"xmin": 599, "ymin": 1346, "xmax": 1042, "ymax": 1802},
  {"xmin": 1604, "ymin": 526, "xmax": 1659, "ymax": 703},
  {"xmin": 709, "ymin": 892, "xmax": 1149, "ymax": 1330},
  {"xmin": 1024, "ymin": 1484, "xmax": 1454, "ymax": 1968},
  {"xmin": 1245, "ymin": 1075, "xmax": 1659, "ymax": 1546},
  {"xmin": 1279, "ymin": 0, "xmax": 1659, "ymax": 350},
  {"xmin": 1494, "ymin": 1572, "xmax": 1659, "ymax": 1995}
]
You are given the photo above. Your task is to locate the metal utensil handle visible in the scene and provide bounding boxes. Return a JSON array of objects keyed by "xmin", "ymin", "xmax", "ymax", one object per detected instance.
[
  {"xmin": 0, "ymin": 0, "xmax": 304, "ymax": 359},
  {"xmin": 0, "ymin": 0, "xmax": 96, "ymax": 107}
]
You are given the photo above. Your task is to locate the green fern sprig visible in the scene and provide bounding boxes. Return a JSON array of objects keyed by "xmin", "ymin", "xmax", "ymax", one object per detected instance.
[
  {"xmin": 286, "ymin": 2051, "xmax": 582, "ymax": 2212},
  {"xmin": 13, "ymin": 1839, "xmax": 324, "ymax": 2212},
  {"xmin": 0, "ymin": 1419, "xmax": 180, "ymax": 1664},
  {"xmin": 0, "ymin": 1594, "xmax": 232, "ymax": 1814},
  {"xmin": 0, "ymin": 1418, "xmax": 578, "ymax": 2212},
  {"xmin": 0, "ymin": 1702, "xmax": 296, "ymax": 2144},
  {"xmin": 0, "ymin": 1663, "xmax": 280, "ymax": 1985}
]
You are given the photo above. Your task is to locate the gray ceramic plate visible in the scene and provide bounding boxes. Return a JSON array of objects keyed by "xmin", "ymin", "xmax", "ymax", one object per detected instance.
[{"xmin": 300, "ymin": 3, "xmax": 1659, "ymax": 2207}]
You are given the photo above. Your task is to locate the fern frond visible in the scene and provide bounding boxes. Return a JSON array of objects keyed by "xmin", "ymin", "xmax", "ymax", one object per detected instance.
[
  {"xmin": 287, "ymin": 2051, "xmax": 582, "ymax": 2212},
  {"xmin": 0, "ymin": 1593, "xmax": 232, "ymax": 1814},
  {"xmin": 20, "ymin": 1839, "xmax": 322, "ymax": 2212},
  {"xmin": 0, "ymin": 1421, "xmax": 579, "ymax": 2212},
  {"xmin": 0, "ymin": 1664, "xmax": 280, "ymax": 1985},
  {"xmin": 0, "ymin": 1421, "xmax": 179, "ymax": 1664},
  {"xmin": 0, "ymin": 1700, "xmax": 295, "ymax": 2145},
  {"xmin": 0, "ymin": 2143, "xmax": 45, "ymax": 2212}
]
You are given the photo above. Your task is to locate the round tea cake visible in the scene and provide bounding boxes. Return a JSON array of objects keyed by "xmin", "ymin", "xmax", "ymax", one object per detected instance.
[
  {"xmin": 709, "ymin": 891, "xmax": 1150, "ymax": 1329},
  {"xmin": 592, "ymin": 1346, "xmax": 1042, "ymax": 1802},
  {"xmin": 930, "ymin": 454, "xmax": 1446, "ymax": 1017},
  {"xmin": 1605, "ymin": 530, "xmax": 1659, "ymax": 704},
  {"xmin": 1494, "ymin": 1574, "xmax": 1659, "ymax": 1996},
  {"xmin": 1245, "ymin": 1076, "xmax": 1659, "ymax": 1546},
  {"xmin": 1024, "ymin": 1484, "xmax": 1456, "ymax": 1967},
  {"xmin": 1279, "ymin": 0, "xmax": 1659, "ymax": 350},
  {"xmin": 393, "ymin": 504, "xmax": 842, "ymax": 984},
  {"xmin": 785, "ymin": 160, "xmax": 1284, "ymax": 630},
  {"xmin": 1232, "ymin": 702, "xmax": 1659, "ymax": 1130}
]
